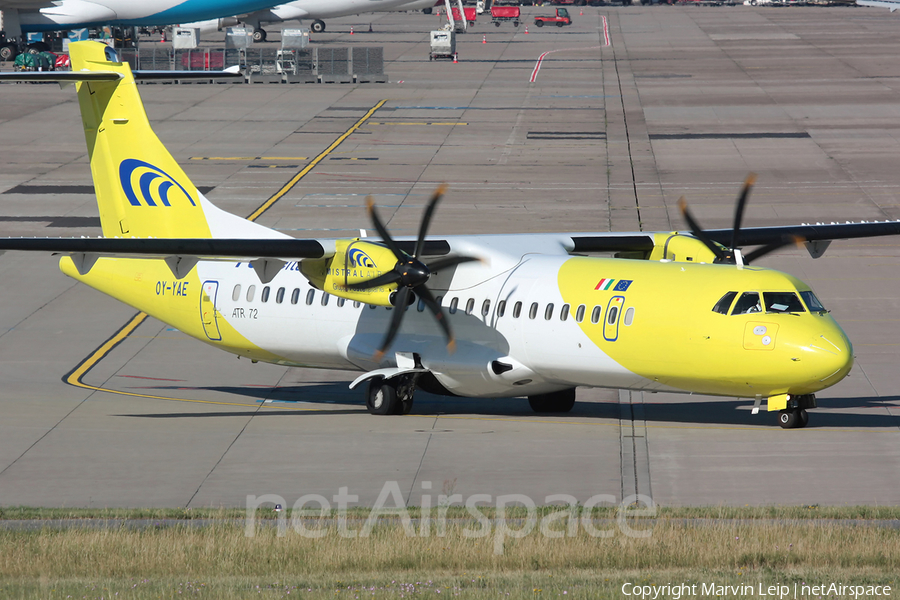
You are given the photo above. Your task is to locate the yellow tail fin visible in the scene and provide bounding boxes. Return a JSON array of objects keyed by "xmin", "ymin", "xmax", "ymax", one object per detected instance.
[{"xmin": 70, "ymin": 41, "xmax": 278, "ymax": 241}]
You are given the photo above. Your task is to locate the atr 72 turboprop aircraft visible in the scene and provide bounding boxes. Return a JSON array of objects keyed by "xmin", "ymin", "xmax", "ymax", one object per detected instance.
[{"xmin": 3, "ymin": 42, "xmax": 900, "ymax": 429}]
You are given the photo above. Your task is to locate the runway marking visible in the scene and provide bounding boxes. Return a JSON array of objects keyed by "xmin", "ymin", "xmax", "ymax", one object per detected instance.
[
  {"xmin": 367, "ymin": 122, "xmax": 467, "ymax": 126},
  {"xmin": 530, "ymin": 17, "xmax": 609, "ymax": 83},
  {"xmin": 64, "ymin": 100, "xmax": 389, "ymax": 405},
  {"xmin": 189, "ymin": 157, "xmax": 308, "ymax": 161},
  {"xmin": 246, "ymin": 99, "xmax": 387, "ymax": 222}
]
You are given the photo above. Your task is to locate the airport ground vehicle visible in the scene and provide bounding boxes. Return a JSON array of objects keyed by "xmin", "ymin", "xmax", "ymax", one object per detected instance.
[
  {"xmin": 534, "ymin": 7, "xmax": 571, "ymax": 27},
  {"xmin": 490, "ymin": 5, "xmax": 520, "ymax": 26},
  {"xmin": 450, "ymin": 5, "xmax": 477, "ymax": 25}
]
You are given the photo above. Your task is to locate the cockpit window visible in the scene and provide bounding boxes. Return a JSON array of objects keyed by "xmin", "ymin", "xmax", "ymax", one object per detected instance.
[
  {"xmin": 731, "ymin": 292, "xmax": 761, "ymax": 315},
  {"xmin": 764, "ymin": 292, "xmax": 805, "ymax": 313},
  {"xmin": 712, "ymin": 291, "xmax": 738, "ymax": 315},
  {"xmin": 800, "ymin": 290, "xmax": 827, "ymax": 313}
]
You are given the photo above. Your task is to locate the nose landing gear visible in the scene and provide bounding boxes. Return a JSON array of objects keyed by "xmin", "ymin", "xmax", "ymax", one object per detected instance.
[{"xmin": 777, "ymin": 394, "xmax": 815, "ymax": 429}]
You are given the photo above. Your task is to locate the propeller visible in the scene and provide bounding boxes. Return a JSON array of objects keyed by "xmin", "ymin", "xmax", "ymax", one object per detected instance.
[
  {"xmin": 345, "ymin": 185, "xmax": 479, "ymax": 360},
  {"xmin": 677, "ymin": 173, "xmax": 804, "ymax": 265}
]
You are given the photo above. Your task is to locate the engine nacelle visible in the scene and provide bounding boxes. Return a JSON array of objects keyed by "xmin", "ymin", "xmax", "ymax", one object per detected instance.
[{"xmin": 301, "ymin": 239, "xmax": 399, "ymax": 306}]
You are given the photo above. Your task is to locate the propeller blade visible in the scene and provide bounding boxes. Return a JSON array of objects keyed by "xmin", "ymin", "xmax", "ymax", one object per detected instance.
[
  {"xmin": 414, "ymin": 184, "xmax": 447, "ymax": 260},
  {"xmin": 366, "ymin": 196, "xmax": 406, "ymax": 262},
  {"xmin": 374, "ymin": 286, "xmax": 410, "ymax": 361},
  {"xmin": 415, "ymin": 285, "xmax": 456, "ymax": 354},
  {"xmin": 730, "ymin": 173, "xmax": 757, "ymax": 250},
  {"xmin": 343, "ymin": 270, "xmax": 401, "ymax": 291},
  {"xmin": 424, "ymin": 255, "xmax": 480, "ymax": 273},
  {"xmin": 743, "ymin": 236, "xmax": 805, "ymax": 264},
  {"xmin": 677, "ymin": 196, "xmax": 728, "ymax": 261}
]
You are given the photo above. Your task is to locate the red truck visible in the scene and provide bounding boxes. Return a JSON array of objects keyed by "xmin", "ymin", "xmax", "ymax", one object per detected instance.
[
  {"xmin": 490, "ymin": 5, "xmax": 521, "ymax": 27},
  {"xmin": 534, "ymin": 7, "xmax": 572, "ymax": 27},
  {"xmin": 450, "ymin": 6, "xmax": 478, "ymax": 26}
]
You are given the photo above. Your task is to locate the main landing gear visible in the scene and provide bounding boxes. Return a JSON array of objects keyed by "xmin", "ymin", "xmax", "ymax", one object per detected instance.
[
  {"xmin": 777, "ymin": 394, "xmax": 816, "ymax": 429},
  {"xmin": 366, "ymin": 376, "xmax": 415, "ymax": 415}
]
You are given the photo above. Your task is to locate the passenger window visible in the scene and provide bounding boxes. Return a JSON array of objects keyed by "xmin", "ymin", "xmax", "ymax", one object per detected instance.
[
  {"xmin": 607, "ymin": 305, "xmax": 618, "ymax": 324},
  {"xmin": 276, "ymin": 287, "xmax": 285, "ymax": 304},
  {"xmin": 731, "ymin": 292, "xmax": 761, "ymax": 315},
  {"xmin": 544, "ymin": 303, "xmax": 554, "ymax": 320},
  {"xmin": 513, "ymin": 301, "xmax": 522, "ymax": 318},
  {"xmin": 369, "ymin": 303, "xmax": 377, "ymax": 310},
  {"xmin": 321, "ymin": 293, "xmax": 330, "ymax": 306},
  {"xmin": 246, "ymin": 285, "xmax": 256, "ymax": 302},
  {"xmin": 465, "ymin": 298, "xmax": 475, "ymax": 315},
  {"xmin": 291, "ymin": 288, "xmax": 300, "ymax": 305},
  {"xmin": 560, "ymin": 304, "xmax": 569, "ymax": 321},
  {"xmin": 417, "ymin": 297, "xmax": 426, "ymax": 312},
  {"xmin": 764, "ymin": 292, "xmax": 805, "ymax": 313},
  {"xmin": 337, "ymin": 297, "xmax": 345, "ymax": 307},
  {"xmin": 232, "ymin": 284, "xmax": 242, "ymax": 302},
  {"xmin": 482, "ymin": 299, "xmax": 491, "ymax": 317},
  {"xmin": 261, "ymin": 286, "xmax": 270, "ymax": 303},
  {"xmin": 529, "ymin": 302, "xmax": 538, "ymax": 320},
  {"xmin": 497, "ymin": 300, "xmax": 506, "ymax": 317},
  {"xmin": 575, "ymin": 304, "xmax": 585, "ymax": 323},
  {"xmin": 591, "ymin": 305, "xmax": 602, "ymax": 324},
  {"xmin": 353, "ymin": 301, "xmax": 361, "ymax": 308},
  {"xmin": 305, "ymin": 289, "xmax": 315, "ymax": 305},
  {"xmin": 449, "ymin": 298, "xmax": 458, "ymax": 314},
  {"xmin": 800, "ymin": 290, "xmax": 826, "ymax": 313},
  {"xmin": 624, "ymin": 307, "xmax": 635, "ymax": 326},
  {"xmin": 712, "ymin": 291, "xmax": 737, "ymax": 315}
]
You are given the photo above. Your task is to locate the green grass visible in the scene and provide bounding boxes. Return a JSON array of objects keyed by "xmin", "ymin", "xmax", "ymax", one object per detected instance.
[{"xmin": 0, "ymin": 508, "xmax": 897, "ymax": 599}]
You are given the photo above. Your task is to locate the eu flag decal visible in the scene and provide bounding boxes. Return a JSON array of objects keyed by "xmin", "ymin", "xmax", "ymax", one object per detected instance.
[{"xmin": 614, "ymin": 279, "xmax": 633, "ymax": 292}]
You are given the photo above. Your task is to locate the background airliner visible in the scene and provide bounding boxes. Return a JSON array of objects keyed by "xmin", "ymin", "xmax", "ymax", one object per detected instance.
[
  {"xmin": 2, "ymin": 42, "xmax": 900, "ymax": 430},
  {"xmin": 0, "ymin": 0, "xmax": 284, "ymax": 58}
]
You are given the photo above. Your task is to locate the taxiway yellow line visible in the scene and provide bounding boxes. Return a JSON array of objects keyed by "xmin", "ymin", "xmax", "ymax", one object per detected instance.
[{"xmin": 246, "ymin": 99, "xmax": 387, "ymax": 222}]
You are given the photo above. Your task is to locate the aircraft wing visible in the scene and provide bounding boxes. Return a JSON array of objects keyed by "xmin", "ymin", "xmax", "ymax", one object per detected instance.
[
  {"xmin": 0, "ymin": 237, "xmax": 452, "ymax": 260},
  {"xmin": 704, "ymin": 220, "xmax": 900, "ymax": 246},
  {"xmin": 856, "ymin": 0, "xmax": 900, "ymax": 10},
  {"xmin": 0, "ymin": 1, "xmax": 54, "ymax": 8}
]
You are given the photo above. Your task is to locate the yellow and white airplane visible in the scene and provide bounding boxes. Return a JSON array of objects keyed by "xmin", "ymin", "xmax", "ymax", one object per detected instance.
[{"xmin": 3, "ymin": 41, "xmax": 900, "ymax": 428}]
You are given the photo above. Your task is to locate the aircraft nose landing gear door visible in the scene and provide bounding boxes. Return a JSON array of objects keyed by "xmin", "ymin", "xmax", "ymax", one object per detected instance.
[{"xmin": 201, "ymin": 280, "xmax": 223, "ymax": 341}]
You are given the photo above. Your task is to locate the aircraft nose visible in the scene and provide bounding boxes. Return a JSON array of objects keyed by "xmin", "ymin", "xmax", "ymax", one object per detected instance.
[{"xmin": 809, "ymin": 330, "xmax": 854, "ymax": 386}]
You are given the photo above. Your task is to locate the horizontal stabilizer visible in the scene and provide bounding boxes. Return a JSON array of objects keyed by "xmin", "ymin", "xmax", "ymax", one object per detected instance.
[{"xmin": 0, "ymin": 68, "xmax": 242, "ymax": 84}]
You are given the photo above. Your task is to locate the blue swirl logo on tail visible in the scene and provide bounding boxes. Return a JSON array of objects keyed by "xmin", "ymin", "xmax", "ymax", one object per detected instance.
[
  {"xmin": 119, "ymin": 159, "xmax": 196, "ymax": 207},
  {"xmin": 349, "ymin": 248, "xmax": 376, "ymax": 268}
]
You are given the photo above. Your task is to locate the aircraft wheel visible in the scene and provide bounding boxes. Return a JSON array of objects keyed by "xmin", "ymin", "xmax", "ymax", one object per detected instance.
[
  {"xmin": 252, "ymin": 28, "xmax": 267, "ymax": 42},
  {"xmin": 0, "ymin": 44, "xmax": 17, "ymax": 62},
  {"xmin": 528, "ymin": 388, "xmax": 576, "ymax": 413},
  {"xmin": 423, "ymin": 7, "xmax": 433, "ymax": 13},
  {"xmin": 494, "ymin": 21, "xmax": 501, "ymax": 27},
  {"xmin": 367, "ymin": 379, "xmax": 400, "ymax": 415},
  {"xmin": 312, "ymin": 20, "xmax": 326, "ymax": 33},
  {"xmin": 778, "ymin": 409, "xmax": 801, "ymax": 429},
  {"xmin": 798, "ymin": 408, "xmax": 809, "ymax": 429}
]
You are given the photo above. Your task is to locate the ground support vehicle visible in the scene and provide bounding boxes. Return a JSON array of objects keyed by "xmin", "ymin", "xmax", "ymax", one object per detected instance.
[
  {"xmin": 450, "ymin": 6, "xmax": 478, "ymax": 27},
  {"xmin": 429, "ymin": 29, "xmax": 457, "ymax": 60},
  {"xmin": 534, "ymin": 7, "xmax": 572, "ymax": 27},
  {"xmin": 490, "ymin": 6, "xmax": 520, "ymax": 27}
]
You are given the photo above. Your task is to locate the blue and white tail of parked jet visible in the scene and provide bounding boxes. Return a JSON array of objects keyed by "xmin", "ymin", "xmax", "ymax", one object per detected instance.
[{"xmin": 0, "ymin": 0, "xmax": 286, "ymax": 36}]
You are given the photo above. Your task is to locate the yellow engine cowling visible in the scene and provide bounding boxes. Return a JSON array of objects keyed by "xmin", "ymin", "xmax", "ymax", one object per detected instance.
[
  {"xmin": 301, "ymin": 239, "xmax": 399, "ymax": 307},
  {"xmin": 648, "ymin": 233, "xmax": 722, "ymax": 263}
]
